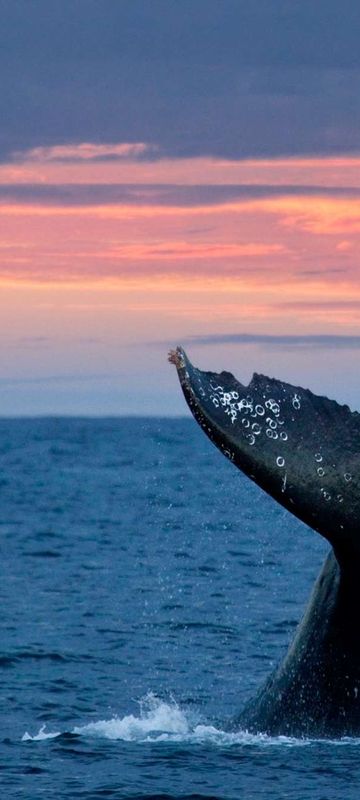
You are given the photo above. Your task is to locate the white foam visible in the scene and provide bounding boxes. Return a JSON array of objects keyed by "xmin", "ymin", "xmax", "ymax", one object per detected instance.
[
  {"xmin": 22, "ymin": 724, "xmax": 61, "ymax": 742},
  {"xmin": 73, "ymin": 693, "xmax": 190, "ymax": 741},
  {"xmin": 21, "ymin": 692, "xmax": 308, "ymax": 746}
]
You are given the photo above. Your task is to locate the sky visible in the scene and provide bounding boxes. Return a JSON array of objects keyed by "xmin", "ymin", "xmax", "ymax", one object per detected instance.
[{"xmin": 1, "ymin": 0, "xmax": 360, "ymax": 415}]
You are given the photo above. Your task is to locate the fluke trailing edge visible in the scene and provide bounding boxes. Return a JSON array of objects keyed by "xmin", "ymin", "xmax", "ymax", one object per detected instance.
[{"xmin": 169, "ymin": 346, "xmax": 360, "ymax": 737}]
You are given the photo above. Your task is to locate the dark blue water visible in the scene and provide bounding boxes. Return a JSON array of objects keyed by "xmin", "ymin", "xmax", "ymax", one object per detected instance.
[{"xmin": 1, "ymin": 417, "xmax": 359, "ymax": 799}]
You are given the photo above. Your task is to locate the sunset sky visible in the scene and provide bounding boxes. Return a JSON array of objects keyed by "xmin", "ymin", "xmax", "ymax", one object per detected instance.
[{"xmin": 2, "ymin": 1, "xmax": 360, "ymax": 415}]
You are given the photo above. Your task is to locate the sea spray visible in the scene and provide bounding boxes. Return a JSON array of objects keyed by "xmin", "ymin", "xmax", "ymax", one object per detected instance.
[{"xmin": 23, "ymin": 693, "xmax": 309, "ymax": 746}]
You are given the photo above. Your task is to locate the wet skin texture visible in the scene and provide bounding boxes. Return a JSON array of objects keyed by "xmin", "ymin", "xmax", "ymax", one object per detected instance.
[{"xmin": 169, "ymin": 347, "xmax": 360, "ymax": 737}]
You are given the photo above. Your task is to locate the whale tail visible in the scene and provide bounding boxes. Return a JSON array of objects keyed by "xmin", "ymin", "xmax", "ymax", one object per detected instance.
[
  {"xmin": 169, "ymin": 347, "xmax": 360, "ymax": 736},
  {"xmin": 169, "ymin": 347, "xmax": 360, "ymax": 566}
]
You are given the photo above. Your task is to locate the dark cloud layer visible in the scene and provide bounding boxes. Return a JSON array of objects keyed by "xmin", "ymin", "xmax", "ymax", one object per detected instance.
[
  {"xmin": 1, "ymin": 1, "xmax": 360, "ymax": 160},
  {"xmin": 1, "ymin": 183, "xmax": 360, "ymax": 207},
  {"xmin": 184, "ymin": 333, "xmax": 360, "ymax": 349}
]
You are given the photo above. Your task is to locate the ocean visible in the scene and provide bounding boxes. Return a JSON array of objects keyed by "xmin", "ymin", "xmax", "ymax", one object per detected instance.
[{"xmin": 1, "ymin": 417, "xmax": 359, "ymax": 799}]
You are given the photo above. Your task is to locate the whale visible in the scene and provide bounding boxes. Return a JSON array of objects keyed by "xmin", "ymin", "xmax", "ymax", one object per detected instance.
[{"xmin": 168, "ymin": 346, "xmax": 360, "ymax": 737}]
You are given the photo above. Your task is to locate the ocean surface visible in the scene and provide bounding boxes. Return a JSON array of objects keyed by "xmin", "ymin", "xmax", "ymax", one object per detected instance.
[{"xmin": 1, "ymin": 417, "xmax": 359, "ymax": 799}]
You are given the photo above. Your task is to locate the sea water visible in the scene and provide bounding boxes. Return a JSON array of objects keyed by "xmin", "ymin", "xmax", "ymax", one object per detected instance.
[{"xmin": 1, "ymin": 417, "xmax": 358, "ymax": 799}]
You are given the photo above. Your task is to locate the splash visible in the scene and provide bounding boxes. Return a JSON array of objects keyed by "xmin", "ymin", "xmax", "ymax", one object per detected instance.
[
  {"xmin": 22, "ymin": 725, "xmax": 61, "ymax": 742},
  {"xmin": 22, "ymin": 692, "xmax": 309, "ymax": 746}
]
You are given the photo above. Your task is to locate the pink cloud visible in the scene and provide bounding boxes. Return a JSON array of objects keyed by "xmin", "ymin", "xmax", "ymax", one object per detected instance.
[
  {"xmin": 103, "ymin": 241, "xmax": 285, "ymax": 260},
  {"xmin": 1, "ymin": 147, "xmax": 360, "ymax": 346},
  {"xmin": 14, "ymin": 141, "xmax": 154, "ymax": 162},
  {"xmin": 0, "ymin": 192, "xmax": 358, "ymax": 286},
  {"xmin": 3, "ymin": 150, "xmax": 360, "ymax": 186}
]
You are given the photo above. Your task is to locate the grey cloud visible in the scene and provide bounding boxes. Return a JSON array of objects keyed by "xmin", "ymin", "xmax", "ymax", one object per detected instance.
[
  {"xmin": 295, "ymin": 269, "xmax": 348, "ymax": 277},
  {"xmin": 0, "ymin": 1, "xmax": 360, "ymax": 160},
  {"xmin": 184, "ymin": 333, "xmax": 360, "ymax": 350},
  {"xmin": 2, "ymin": 1, "xmax": 360, "ymax": 71},
  {"xmin": 2, "ymin": 184, "xmax": 360, "ymax": 207}
]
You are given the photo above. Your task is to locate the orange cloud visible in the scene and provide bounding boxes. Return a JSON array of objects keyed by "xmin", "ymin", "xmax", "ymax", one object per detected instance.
[
  {"xmin": 336, "ymin": 240, "xmax": 353, "ymax": 251},
  {"xmin": 256, "ymin": 196, "xmax": 360, "ymax": 234}
]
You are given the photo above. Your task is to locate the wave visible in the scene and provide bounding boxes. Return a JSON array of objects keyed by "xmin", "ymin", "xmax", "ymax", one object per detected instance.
[{"xmin": 22, "ymin": 692, "xmax": 309, "ymax": 746}]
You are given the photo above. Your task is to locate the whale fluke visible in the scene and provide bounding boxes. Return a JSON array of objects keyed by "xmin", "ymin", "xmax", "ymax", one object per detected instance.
[
  {"xmin": 169, "ymin": 346, "xmax": 360, "ymax": 736},
  {"xmin": 169, "ymin": 347, "xmax": 360, "ymax": 566}
]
